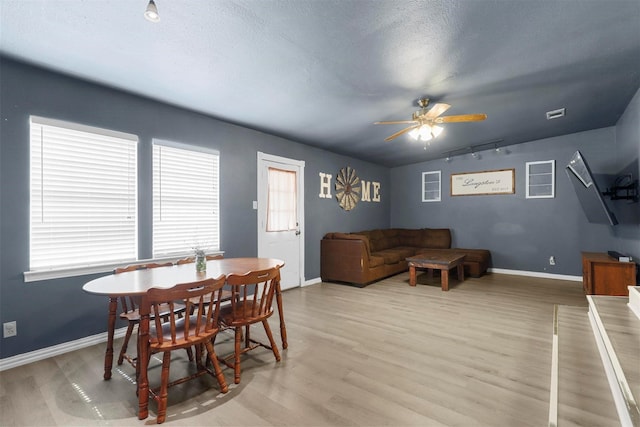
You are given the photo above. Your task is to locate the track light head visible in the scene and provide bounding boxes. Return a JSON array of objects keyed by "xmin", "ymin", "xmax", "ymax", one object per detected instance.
[{"xmin": 145, "ymin": 0, "xmax": 160, "ymax": 22}]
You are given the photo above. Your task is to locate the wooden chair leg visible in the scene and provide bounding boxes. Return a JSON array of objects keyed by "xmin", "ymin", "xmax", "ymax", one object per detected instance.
[
  {"xmin": 156, "ymin": 352, "xmax": 171, "ymax": 424},
  {"xmin": 137, "ymin": 343, "xmax": 150, "ymax": 420},
  {"xmin": 262, "ymin": 320, "xmax": 281, "ymax": 362},
  {"xmin": 234, "ymin": 327, "xmax": 242, "ymax": 384},
  {"xmin": 205, "ymin": 341, "xmax": 228, "ymax": 393},
  {"xmin": 118, "ymin": 322, "xmax": 135, "ymax": 365}
]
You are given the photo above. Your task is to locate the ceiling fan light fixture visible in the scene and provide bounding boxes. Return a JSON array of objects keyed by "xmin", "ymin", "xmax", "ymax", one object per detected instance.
[
  {"xmin": 375, "ymin": 98, "xmax": 486, "ymax": 143},
  {"xmin": 409, "ymin": 124, "xmax": 443, "ymax": 141},
  {"xmin": 409, "ymin": 126, "xmax": 430, "ymax": 141},
  {"xmin": 144, "ymin": 0, "xmax": 160, "ymax": 22}
]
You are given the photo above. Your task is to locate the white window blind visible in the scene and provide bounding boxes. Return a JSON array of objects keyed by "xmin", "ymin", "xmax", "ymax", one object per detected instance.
[
  {"xmin": 153, "ymin": 142, "xmax": 220, "ymax": 257},
  {"xmin": 29, "ymin": 116, "xmax": 138, "ymax": 271},
  {"xmin": 266, "ymin": 167, "xmax": 297, "ymax": 232}
]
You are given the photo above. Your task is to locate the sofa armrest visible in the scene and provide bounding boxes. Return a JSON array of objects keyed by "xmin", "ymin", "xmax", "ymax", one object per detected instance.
[{"xmin": 321, "ymin": 235, "xmax": 373, "ymax": 283}]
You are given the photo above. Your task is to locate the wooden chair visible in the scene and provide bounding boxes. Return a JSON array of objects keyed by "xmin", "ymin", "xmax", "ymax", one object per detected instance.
[
  {"xmin": 137, "ymin": 277, "xmax": 229, "ymax": 423},
  {"xmin": 114, "ymin": 262, "xmax": 187, "ymax": 367},
  {"xmin": 217, "ymin": 267, "xmax": 282, "ymax": 384}
]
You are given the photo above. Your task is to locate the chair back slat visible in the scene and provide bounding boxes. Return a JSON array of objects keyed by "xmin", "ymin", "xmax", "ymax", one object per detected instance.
[
  {"xmin": 114, "ymin": 262, "xmax": 174, "ymax": 315},
  {"xmin": 225, "ymin": 267, "xmax": 280, "ymax": 323},
  {"xmin": 114, "ymin": 261, "xmax": 173, "ymax": 274},
  {"xmin": 141, "ymin": 276, "xmax": 226, "ymax": 348}
]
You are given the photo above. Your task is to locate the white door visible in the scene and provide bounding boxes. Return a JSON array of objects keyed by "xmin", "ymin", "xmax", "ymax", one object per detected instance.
[{"xmin": 257, "ymin": 152, "xmax": 304, "ymax": 290}]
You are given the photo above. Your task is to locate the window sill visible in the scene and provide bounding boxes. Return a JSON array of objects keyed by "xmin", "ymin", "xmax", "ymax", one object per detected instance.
[{"xmin": 23, "ymin": 252, "xmax": 225, "ymax": 283}]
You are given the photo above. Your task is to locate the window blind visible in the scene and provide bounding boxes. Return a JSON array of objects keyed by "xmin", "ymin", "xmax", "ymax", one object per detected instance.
[
  {"xmin": 152, "ymin": 142, "xmax": 220, "ymax": 257},
  {"xmin": 29, "ymin": 116, "xmax": 138, "ymax": 270}
]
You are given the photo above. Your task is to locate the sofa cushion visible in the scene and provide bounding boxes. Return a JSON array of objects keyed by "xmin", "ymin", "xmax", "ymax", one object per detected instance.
[
  {"xmin": 367, "ymin": 229, "xmax": 395, "ymax": 252},
  {"xmin": 369, "ymin": 255, "xmax": 385, "ymax": 268},
  {"xmin": 397, "ymin": 229, "xmax": 423, "ymax": 247},
  {"xmin": 419, "ymin": 228, "xmax": 451, "ymax": 249},
  {"xmin": 453, "ymin": 248, "xmax": 491, "ymax": 263},
  {"xmin": 373, "ymin": 247, "xmax": 415, "ymax": 264}
]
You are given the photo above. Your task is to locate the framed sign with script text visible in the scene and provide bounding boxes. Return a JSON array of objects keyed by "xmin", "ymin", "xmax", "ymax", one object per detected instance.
[{"xmin": 450, "ymin": 169, "xmax": 515, "ymax": 196}]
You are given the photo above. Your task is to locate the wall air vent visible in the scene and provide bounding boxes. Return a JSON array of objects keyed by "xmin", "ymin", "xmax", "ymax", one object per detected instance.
[{"xmin": 546, "ymin": 108, "xmax": 566, "ymax": 120}]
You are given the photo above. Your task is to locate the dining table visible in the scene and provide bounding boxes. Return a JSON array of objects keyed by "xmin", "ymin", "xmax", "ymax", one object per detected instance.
[{"xmin": 82, "ymin": 257, "xmax": 287, "ymax": 380}]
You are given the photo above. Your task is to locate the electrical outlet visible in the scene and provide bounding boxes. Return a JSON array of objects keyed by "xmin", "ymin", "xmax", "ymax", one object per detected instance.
[
  {"xmin": 549, "ymin": 256, "xmax": 556, "ymax": 266},
  {"xmin": 3, "ymin": 321, "xmax": 17, "ymax": 338}
]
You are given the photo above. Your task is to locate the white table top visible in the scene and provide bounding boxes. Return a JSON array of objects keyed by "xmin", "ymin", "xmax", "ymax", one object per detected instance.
[{"xmin": 82, "ymin": 257, "xmax": 285, "ymax": 297}]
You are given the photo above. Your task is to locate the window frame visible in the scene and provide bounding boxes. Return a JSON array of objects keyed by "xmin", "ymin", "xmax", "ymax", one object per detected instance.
[
  {"xmin": 422, "ymin": 170, "xmax": 442, "ymax": 202},
  {"xmin": 526, "ymin": 160, "xmax": 555, "ymax": 199},
  {"xmin": 152, "ymin": 140, "xmax": 221, "ymax": 258},
  {"xmin": 25, "ymin": 116, "xmax": 139, "ymax": 282}
]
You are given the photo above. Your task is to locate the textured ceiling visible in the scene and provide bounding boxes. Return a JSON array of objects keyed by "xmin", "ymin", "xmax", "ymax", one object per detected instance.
[{"xmin": 1, "ymin": 0, "xmax": 639, "ymax": 167}]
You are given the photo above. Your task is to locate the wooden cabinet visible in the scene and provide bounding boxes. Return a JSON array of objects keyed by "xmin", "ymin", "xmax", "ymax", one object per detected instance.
[{"xmin": 582, "ymin": 252, "xmax": 637, "ymax": 296}]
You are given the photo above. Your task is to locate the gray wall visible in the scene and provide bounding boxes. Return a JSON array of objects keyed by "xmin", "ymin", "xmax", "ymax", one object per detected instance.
[
  {"xmin": 613, "ymin": 88, "xmax": 640, "ymax": 256},
  {"xmin": 0, "ymin": 58, "xmax": 390, "ymax": 358},
  {"xmin": 390, "ymin": 89, "xmax": 640, "ymax": 276},
  {"xmin": 1, "ymin": 56, "xmax": 638, "ymax": 360}
]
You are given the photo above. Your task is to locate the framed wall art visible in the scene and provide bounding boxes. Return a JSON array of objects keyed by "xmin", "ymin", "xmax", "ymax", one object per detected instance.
[{"xmin": 451, "ymin": 168, "xmax": 515, "ymax": 196}]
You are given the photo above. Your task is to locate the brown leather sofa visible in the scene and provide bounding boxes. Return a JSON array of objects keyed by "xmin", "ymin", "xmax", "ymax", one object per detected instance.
[{"xmin": 321, "ymin": 228, "xmax": 491, "ymax": 286}]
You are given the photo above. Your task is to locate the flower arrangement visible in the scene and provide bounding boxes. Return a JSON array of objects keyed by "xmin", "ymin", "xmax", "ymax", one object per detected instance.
[
  {"xmin": 194, "ymin": 248, "xmax": 206, "ymax": 272},
  {"xmin": 191, "ymin": 237, "xmax": 212, "ymax": 273}
]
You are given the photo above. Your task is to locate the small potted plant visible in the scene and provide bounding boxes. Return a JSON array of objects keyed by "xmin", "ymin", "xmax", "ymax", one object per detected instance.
[{"xmin": 194, "ymin": 248, "xmax": 207, "ymax": 273}]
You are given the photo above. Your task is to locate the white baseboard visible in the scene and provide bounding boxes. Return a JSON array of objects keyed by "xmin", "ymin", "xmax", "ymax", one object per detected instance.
[
  {"xmin": 0, "ymin": 326, "xmax": 128, "ymax": 372},
  {"xmin": 489, "ymin": 268, "xmax": 582, "ymax": 282},
  {"xmin": 303, "ymin": 277, "xmax": 321, "ymax": 287}
]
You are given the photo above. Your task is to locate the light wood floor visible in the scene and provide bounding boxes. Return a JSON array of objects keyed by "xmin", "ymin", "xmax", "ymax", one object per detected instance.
[{"xmin": 0, "ymin": 272, "xmax": 621, "ymax": 426}]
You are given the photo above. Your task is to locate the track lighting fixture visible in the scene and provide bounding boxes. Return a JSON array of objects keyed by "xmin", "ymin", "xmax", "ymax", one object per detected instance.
[
  {"xmin": 144, "ymin": 0, "xmax": 160, "ymax": 23},
  {"xmin": 442, "ymin": 139, "xmax": 506, "ymax": 161}
]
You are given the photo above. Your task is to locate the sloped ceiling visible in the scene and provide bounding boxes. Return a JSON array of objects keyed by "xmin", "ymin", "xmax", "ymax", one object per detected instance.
[{"xmin": 1, "ymin": 0, "xmax": 639, "ymax": 166}]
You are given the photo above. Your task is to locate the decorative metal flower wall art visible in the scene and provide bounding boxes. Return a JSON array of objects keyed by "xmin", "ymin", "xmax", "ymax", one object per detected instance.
[{"xmin": 335, "ymin": 166, "xmax": 360, "ymax": 210}]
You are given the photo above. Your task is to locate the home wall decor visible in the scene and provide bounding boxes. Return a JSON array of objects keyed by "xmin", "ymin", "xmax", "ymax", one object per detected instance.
[
  {"xmin": 319, "ymin": 170, "xmax": 381, "ymax": 204},
  {"xmin": 451, "ymin": 168, "xmax": 515, "ymax": 196}
]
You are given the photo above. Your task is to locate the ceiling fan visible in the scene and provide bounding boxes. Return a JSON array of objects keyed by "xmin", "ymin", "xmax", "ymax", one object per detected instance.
[{"xmin": 374, "ymin": 98, "xmax": 487, "ymax": 142}]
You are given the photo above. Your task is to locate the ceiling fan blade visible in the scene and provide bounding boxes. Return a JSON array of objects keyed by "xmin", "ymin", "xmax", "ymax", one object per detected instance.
[
  {"xmin": 424, "ymin": 103, "xmax": 451, "ymax": 119},
  {"xmin": 384, "ymin": 125, "xmax": 419, "ymax": 142},
  {"xmin": 374, "ymin": 120, "xmax": 418, "ymax": 125},
  {"xmin": 435, "ymin": 114, "xmax": 487, "ymax": 123}
]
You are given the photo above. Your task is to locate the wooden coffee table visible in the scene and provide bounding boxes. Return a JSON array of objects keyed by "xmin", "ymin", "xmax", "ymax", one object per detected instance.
[{"xmin": 406, "ymin": 253, "xmax": 466, "ymax": 291}]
